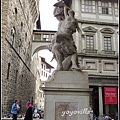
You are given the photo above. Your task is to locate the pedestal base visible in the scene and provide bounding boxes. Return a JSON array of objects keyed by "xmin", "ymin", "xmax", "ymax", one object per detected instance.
[{"xmin": 42, "ymin": 71, "xmax": 92, "ymax": 120}]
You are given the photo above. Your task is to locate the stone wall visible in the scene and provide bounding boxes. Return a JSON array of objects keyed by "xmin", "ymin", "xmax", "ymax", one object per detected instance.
[{"xmin": 2, "ymin": 0, "xmax": 39, "ymax": 115}]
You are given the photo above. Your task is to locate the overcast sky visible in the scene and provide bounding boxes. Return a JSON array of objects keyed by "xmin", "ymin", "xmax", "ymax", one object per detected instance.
[
  {"xmin": 39, "ymin": 0, "xmax": 58, "ymax": 68},
  {"xmin": 39, "ymin": 0, "xmax": 59, "ymax": 31}
]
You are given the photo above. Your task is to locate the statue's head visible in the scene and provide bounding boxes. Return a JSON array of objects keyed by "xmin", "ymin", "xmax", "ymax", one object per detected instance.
[
  {"xmin": 68, "ymin": 10, "xmax": 75, "ymax": 16},
  {"xmin": 53, "ymin": 7, "xmax": 65, "ymax": 21}
]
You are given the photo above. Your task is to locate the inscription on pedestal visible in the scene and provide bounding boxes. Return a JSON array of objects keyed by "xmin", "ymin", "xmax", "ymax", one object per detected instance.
[{"xmin": 55, "ymin": 102, "xmax": 78, "ymax": 120}]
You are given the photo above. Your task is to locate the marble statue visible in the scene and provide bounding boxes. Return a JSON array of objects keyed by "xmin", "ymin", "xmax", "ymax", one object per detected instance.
[
  {"xmin": 32, "ymin": 1, "xmax": 90, "ymax": 72},
  {"xmin": 49, "ymin": 0, "xmax": 85, "ymax": 71}
]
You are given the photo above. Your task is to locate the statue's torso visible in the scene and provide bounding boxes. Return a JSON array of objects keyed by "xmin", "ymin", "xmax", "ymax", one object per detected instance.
[{"xmin": 58, "ymin": 16, "xmax": 77, "ymax": 34}]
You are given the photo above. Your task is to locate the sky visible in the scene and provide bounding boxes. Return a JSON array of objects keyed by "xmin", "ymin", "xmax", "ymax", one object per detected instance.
[
  {"xmin": 38, "ymin": 0, "xmax": 58, "ymax": 69},
  {"xmin": 39, "ymin": 0, "xmax": 59, "ymax": 31},
  {"xmin": 38, "ymin": 49, "xmax": 57, "ymax": 69}
]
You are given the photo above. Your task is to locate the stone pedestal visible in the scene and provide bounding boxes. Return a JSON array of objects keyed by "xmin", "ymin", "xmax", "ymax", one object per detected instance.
[{"xmin": 42, "ymin": 71, "xmax": 92, "ymax": 120}]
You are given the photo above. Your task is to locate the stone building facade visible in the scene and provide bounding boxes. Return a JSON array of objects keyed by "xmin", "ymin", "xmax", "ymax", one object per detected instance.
[
  {"xmin": 72, "ymin": 0, "xmax": 118, "ymax": 118},
  {"xmin": 31, "ymin": 52, "xmax": 54, "ymax": 110},
  {"xmin": 1, "ymin": 0, "xmax": 39, "ymax": 115}
]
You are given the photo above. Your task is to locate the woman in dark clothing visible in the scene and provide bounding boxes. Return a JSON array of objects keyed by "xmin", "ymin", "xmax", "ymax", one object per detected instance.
[{"xmin": 24, "ymin": 106, "xmax": 33, "ymax": 120}]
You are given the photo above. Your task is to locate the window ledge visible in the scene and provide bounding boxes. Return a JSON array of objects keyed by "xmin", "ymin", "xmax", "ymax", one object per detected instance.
[
  {"xmin": 101, "ymin": 50, "xmax": 116, "ymax": 55},
  {"xmin": 83, "ymin": 49, "xmax": 98, "ymax": 54}
]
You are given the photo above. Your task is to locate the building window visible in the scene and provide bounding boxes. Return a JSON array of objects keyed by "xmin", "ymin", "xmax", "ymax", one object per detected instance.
[
  {"xmin": 27, "ymin": 12, "xmax": 29, "ymax": 23},
  {"xmin": 43, "ymin": 34, "xmax": 50, "ymax": 41},
  {"xmin": 98, "ymin": 1, "xmax": 112, "ymax": 14},
  {"xmin": 23, "ymin": 1, "xmax": 25, "ymax": 8},
  {"xmin": 81, "ymin": 0, "xmax": 96, "ymax": 13},
  {"xmin": 104, "ymin": 37, "xmax": 112, "ymax": 50},
  {"xmin": 10, "ymin": 34, "xmax": 14, "ymax": 46},
  {"xmin": 41, "ymin": 64, "xmax": 43, "ymax": 69},
  {"xmin": 10, "ymin": 27, "xmax": 15, "ymax": 46},
  {"xmin": 18, "ymin": 46, "xmax": 21, "ymax": 54},
  {"xmin": 14, "ymin": 8, "xmax": 17, "ymax": 20},
  {"xmin": 25, "ymin": 33, "xmax": 27, "ymax": 41},
  {"xmin": 114, "ymin": 3, "xmax": 118, "ymax": 16},
  {"xmin": 18, "ymin": 39, "xmax": 22, "ymax": 54},
  {"xmin": 51, "ymin": 34, "xmax": 55, "ymax": 39},
  {"xmin": 7, "ymin": 63, "xmax": 10, "ymax": 79},
  {"xmin": 21, "ymin": 75, "xmax": 23, "ymax": 86},
  {"xmin": 23, "ymin": 47, "xmax": 26, "ymax": 55},
  {"xmin": 44, "ymin": 72, "xmax": 45, "ymax": 77},
  {"xmin": 34, "ymin": 34, "xmax": 41, "ymax": 40},
  {"xmin": 21, "ymin": 22, "xmax": 23, "ymax": 32},
  {"xmin": 102, "ymin": 7, "xmax": 108, "ymax": 14},
  {"xmin": 15, "ymin": 70, "xmax": 18, "ymax": 83},
  {"xmin": 44, "ymin": 65, "xmax": 45, "ymax": 70},
  {"xmin": 86, "ymin": 35, "xmax": 94, "ymax": 49},
  {"xmin": 42, "ymin": 71, "xmax": 43, "ymax": 76}
]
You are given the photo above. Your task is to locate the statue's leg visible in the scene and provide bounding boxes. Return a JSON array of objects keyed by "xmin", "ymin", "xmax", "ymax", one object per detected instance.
[
  {"xmin": 52, "ymin": 42, "xmax": 64, "ymax": 70},
  {"xmin": 62, "ymin": 55, "xmax": 72, "ymax": 70},
  {"xmin": 71, "ymin": 53, "xmax": 81, "ymax": 70}
]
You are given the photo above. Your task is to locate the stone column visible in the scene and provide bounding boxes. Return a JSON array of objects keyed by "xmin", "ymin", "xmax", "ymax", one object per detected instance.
[
  {"xmin": 98, "ymin": 86, "xmax": 103, "ymax": 118},
  {"xmin": 105, "ymin": 104, "xmax": 109, "ymax": 115}
]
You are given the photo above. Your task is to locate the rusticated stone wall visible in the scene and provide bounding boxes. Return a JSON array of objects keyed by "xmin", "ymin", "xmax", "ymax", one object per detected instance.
[{"xmin": 2, "ymin": 0, "xmax": 39, "ymax": 115}]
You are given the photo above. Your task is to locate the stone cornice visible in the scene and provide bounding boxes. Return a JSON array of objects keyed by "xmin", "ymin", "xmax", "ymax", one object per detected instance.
[
  {"xmin": 77, "ymin": 53, "xmax": 118, "ymax": 59},
  {"xmin": 88, "ymin": 74, "xmax": 118, "ymax": 79},
  {"xmin": 33, "ymin": 30, "xmax": 57, "ymax": 33},
  {"xmin": 41, "ymin": 87, "xmax": 93, "ymax": 93},
  {"xmin": 78, "ymin": 20, "xmax": 118, "ymax": 26}
]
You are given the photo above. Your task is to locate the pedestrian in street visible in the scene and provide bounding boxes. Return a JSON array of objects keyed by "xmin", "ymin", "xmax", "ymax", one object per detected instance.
[
  {"xmin": 93, "ymin": 114, "xmax": 97, "ymax": 120},
  {"xmin": 102, "ymin": 114, "xmax": 106, "ymax": 120},
  {"xmin": 103, "ymin": 114, "xmax": 112, "ymax": 120},
  {"xmin": 11, "ymin": 100, "xmax": 20, "ymax": 120},
  {"xmin": 17, "ymin": 102, "xmax": 20, "ymax": 114},
  {"xmin": 24, "ymin": 100, "xmax": 33, "ymax": 120},
  {"xmin": 115, "ymin": 111, "xmax": 118, "ymax": 120},
  {"xmin": 26, "ymin": 100, "xmax": 32, "ymax": 109}
]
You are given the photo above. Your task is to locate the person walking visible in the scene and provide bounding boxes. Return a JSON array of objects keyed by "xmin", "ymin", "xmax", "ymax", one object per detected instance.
[
  {"xmin": 26, "ymin": 100, "xmax": 32, "ymax": 109},
  {"xmin": 11, "ymin": 100, "xmax": 20, "ymax": 120},
  {"xmin": 115, "ymin": 111, "xmax": 118, "ymax": 120},
  {"xmin": 24, "ymin": 100, "xmax": 33, "ymax": 120}
]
